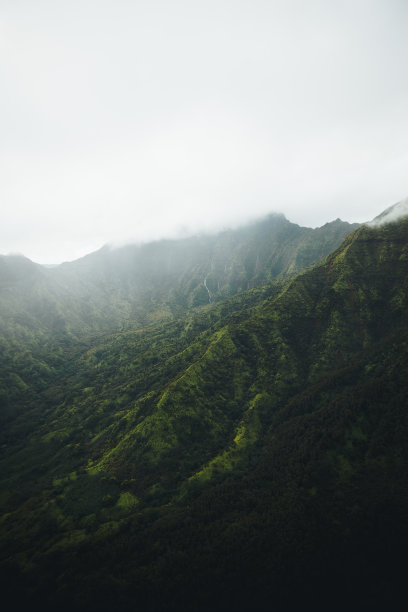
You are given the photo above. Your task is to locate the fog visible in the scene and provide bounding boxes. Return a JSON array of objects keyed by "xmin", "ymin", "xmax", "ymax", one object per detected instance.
[
  {"xmin": 1, "ymin": 1, "xmax": 407, "ymax": 263},
  {"xmin": 369, "ymin": 197, "xmax": 408, "ymax": 227}
]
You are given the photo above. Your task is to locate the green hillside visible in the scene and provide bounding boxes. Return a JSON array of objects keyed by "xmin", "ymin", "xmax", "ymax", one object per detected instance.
[
  {"xmin": 50, "ymin": 213, "xmax": 359, "ymax": 323},
  {"xmin": 0, "ymin": 213, "xmax": 356, "ymax": 428},
  {"xmin": 1, "ymin": 212, "xmax": 407, "ymax": 610}
]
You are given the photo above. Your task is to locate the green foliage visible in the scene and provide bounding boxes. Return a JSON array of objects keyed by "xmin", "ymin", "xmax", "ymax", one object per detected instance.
[{"xmin": 1, "ymin": 214, "xmax": 408, "ymax": 610}]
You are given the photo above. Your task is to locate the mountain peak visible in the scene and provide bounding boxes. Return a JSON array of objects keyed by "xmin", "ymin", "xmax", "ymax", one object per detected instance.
[{"xmin": 369, "ymin": 196, "xmax": 408, "ymax": 226}]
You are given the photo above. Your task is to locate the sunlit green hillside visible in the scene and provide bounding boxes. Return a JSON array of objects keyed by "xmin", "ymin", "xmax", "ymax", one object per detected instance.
[{"xmin": 1, "ymin": 212, "xmax": 407, "ymax": 611}]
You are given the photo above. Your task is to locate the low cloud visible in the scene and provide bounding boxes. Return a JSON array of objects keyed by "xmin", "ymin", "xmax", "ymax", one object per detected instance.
[
  {"xmin": 368, "ymin": 197, "xmax": 408, "ymax": 227},
  {"xmin": 1, "ymin": 1, "xmax": 408, "ymax": 263}
]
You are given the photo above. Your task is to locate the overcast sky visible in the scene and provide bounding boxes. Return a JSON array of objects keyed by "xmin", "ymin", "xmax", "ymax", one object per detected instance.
[{"xmin": 1, "ymin": 0, "xmax": 407, "ymax": 264}]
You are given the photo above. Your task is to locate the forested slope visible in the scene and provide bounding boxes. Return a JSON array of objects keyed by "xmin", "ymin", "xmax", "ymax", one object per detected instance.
[
  {"xmin": 50, "ymin": 213, "xmax": 358, "ymax": 322},
  {"xmin": 1, "ymin": 212, "xmax": 407, "ymax": 610},
  {"xmin": 0, "ymin": 213, "xmax": 356, "ymax": 431}
]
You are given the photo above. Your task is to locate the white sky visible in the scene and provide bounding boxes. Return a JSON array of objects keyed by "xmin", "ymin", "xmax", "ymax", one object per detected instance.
[{"xmin": 1, "ymin": 0, "xmax": 407, "ymax": 264}]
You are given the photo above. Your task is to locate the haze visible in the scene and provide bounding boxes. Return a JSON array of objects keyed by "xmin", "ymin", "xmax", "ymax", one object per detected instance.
[{"xmin": 1, "ymin": 0, "xmax": 407, "ymax": 264}]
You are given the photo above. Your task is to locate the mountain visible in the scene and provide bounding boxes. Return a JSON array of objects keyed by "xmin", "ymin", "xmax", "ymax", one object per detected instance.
[
  {"xmin": 0, "ymin": 213, "xmax": 357, "ymax": 427},
  {"xmin": 1, "ymin": 207, "xmax": 407, "ymax": 610},
  {"xmin": 369, "ymin": 195, "xmax": 408, "ymax": 226},
  {"xmin": 0, "ymin": 213, "xmax": 357, "ymax": 425},
  {"xmin": 49, "ymin": 213, "xmax": 358, "ymax": 325},
  {"xmin": 1, "ymin": 214, "xmax": 358, "ymax": 335}
]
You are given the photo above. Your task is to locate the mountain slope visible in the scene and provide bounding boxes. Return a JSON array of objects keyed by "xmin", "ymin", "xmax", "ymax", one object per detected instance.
[
  {"xmin": 49, "ymin": 213, "xmax": 359, "ymax": 322},
  {"xmin": 0, "ymin": 214, "xmax": 358, "ymax": 364},
  {"xmin": 1, "ymin": 211, "xmax": 407, "ymax": 610},
  {"xmin": 0, "ymin": 213, "xmax": 358, "ymax": 426}
]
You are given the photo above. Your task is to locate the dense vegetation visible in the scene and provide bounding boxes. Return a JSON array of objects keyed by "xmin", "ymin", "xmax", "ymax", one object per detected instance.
[{"xmin": 1, "ymin": 212, "xmax": 407, "ymax": 610}]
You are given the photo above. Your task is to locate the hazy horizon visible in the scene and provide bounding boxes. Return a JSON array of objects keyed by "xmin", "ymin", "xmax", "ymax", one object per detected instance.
[
  {"xmin": 1, "ymin": 1, "xmax": 407, "ymax": 264},
  {"xmin": 2, "ymin": 207, "xmax": 364, "ymax": 266}
]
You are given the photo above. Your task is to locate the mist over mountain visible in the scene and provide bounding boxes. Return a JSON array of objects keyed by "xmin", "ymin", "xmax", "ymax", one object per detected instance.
[
  {"xmin": 1, "ymin": 204, "xmax": 408, "ymax": 610},
  {"xmin": 0, "ymin": 213, "xmax": 359, "ymax": 335},
  {"xmin": 369, "ymin": 196, "xmax": 408, "ymax": 227}
]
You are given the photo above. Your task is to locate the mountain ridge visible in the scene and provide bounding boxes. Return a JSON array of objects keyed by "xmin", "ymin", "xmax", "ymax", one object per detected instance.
[
  {"xmin": 1, "ymin": 205, "xmax": 408, "ymax": 610},
  {"xmin": 2, "ymin": 212, "xmax": 360, "ymax": 331}
]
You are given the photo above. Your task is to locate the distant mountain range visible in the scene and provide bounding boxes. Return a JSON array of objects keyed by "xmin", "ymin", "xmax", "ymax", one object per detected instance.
[
  {"xmin": 1, "ymin": 204, "xmax": 407, "ymax": 611},
  {"xmin": 1, "ymin": 213, "xmax": 359, "ymax": 334}
]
